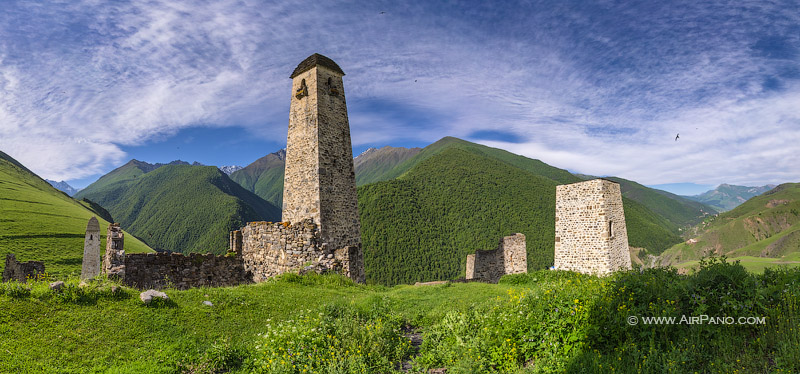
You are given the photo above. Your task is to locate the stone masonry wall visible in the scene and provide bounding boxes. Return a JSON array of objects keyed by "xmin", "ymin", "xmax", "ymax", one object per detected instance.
[
  {"xmin": 123, "ymin": 252, "xmax": 250, "ymax": 290},
  {"xmin": 239, "ymin": 219, "xmax": 364, "ymax": 283},
  {"xmin": 466, "ymin": 233, "xmax": 527, "ymax": 283},
  {"xmin": 554, "ymin": 179, "xmax": 631, "ymax": 275}
]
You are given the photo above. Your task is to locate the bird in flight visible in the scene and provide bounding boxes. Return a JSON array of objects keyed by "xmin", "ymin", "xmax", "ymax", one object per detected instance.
[
  {"xmin": 380, "ymin": 11, "xmax": 386, "ymax": 14},
  {"xmin": 675, "ymin": 133, "xmax": 680, "ymax": 141}
]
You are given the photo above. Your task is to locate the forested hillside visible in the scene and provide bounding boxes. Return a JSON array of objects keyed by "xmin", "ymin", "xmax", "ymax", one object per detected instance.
[
  {"xmin": 357, "ymin": 143, "xmax": 682, "ymax": 285},
  {"xmin": 354, "ymin": 146, "xmax": 421, "ymax": 185},
  {"xmin": 76, "ymin": 165, "xmax": 280, "ymax": 254},
  {"xmin": 229, "ymin": 150, "xmax": 286, "ymax": 209}
]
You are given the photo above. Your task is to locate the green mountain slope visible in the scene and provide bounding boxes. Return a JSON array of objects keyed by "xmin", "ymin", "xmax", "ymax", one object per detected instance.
[
  {"xmin": 0, "ymin": 150, "xmax": 153, "ymax": 278},
  {"xmin": 354, "ymin": 146, "xmax": 422, "ymax": 186},
  {"xmin": 376, "ymin": 137, "xmax": 581, "ymax": 185},
  {"xmin": 686, "ymin": 183, "xmax": 775, "ymax": 212},
  {"xmin": 74, "ymin": 159, "xmax": 194, "ymax": 201},
  {"xmin": 661, "ymin": 183, "xmax": 800, "ymax": 268},
  {"xmin": 77, "ymin": 164, "xmax": 280, "ymax": 254},
  {"xmin": 229, "ymin": 150, "xmax": 286, "ymax": 209},
  {"xmin": 357, "ymin": 142, "xmax": 682, "ymax": 285}
]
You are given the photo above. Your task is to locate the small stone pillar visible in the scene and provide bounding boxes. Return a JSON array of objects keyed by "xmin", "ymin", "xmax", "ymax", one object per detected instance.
[
  {"xmin": 81, "ymin": 217, "xmax": 101, "ymax": 280},
  {"xmin": 229, "ymin": 230, "xmax": 243, "ymax": 255}
]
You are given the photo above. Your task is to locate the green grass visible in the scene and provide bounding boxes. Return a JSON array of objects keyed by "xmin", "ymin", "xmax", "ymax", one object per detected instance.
[
  {"xmin": 2, "ymin": 263, "xmax": 798, "ymax": 373},
  {"xmin": 676, "ymin": 255, "xmax": 800, "ymax": 274},
  {"xmin": 0, "ymin": 155, "xmax": 152, "ymax": 278}
]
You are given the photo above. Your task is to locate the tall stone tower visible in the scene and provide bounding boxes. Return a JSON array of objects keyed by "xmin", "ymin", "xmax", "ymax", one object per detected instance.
[
  {"xmin": 554, "ymin": 179, "xmax": 631, "ymax": 275},
  {"xmin": 282, "ymin": 53, "xmax": 361, "ymax": 251}
]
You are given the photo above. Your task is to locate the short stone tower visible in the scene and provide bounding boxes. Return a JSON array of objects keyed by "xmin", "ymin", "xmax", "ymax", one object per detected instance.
[
  {"xmin": 466, "ymin": 233, "xmax": 528, "ymax": 283},
  {"xmin": 554, "ymin": 179, "xmax": 631, "ymax": 275},
  {"xmin": 283, "ymin": 53, "xmax": 361, "ymax": 251},
  {"xmin": 81, "ymin": 216, "xmax": 101, "ymax": 280}
]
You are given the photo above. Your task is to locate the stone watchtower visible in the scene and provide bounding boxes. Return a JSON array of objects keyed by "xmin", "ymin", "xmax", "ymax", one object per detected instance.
[
  {"xmin": 283, "ymin": 53, "xmax": 361, "ymax": 250},
  {"xmin": 237, "ymin": 54, "xmax": 364, "ymax": 283},
  {"xmin": 554, "ymin": 179, "xmax": 631, "ymax": 275}
]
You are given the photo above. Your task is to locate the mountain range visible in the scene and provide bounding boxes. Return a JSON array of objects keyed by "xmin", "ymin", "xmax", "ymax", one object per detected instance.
[
  {"xmin": 5, "ymin": 136, "xmax": 791, "ymax": 284},
  {"xmin": 685, "ymin": 183, "xmax": 776, "ymax": 212},
  {"xmin": 75, "ymin": 159, "xmax": 280, "ymax": 253}
]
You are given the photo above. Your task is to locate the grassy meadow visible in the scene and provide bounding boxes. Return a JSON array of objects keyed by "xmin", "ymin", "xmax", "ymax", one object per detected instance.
[
  {"xmin": 1, "ymin": 259, "xmax": 799, "ymax": 373},
  {"xmin": 0, "ymin": 158, "xmax": 152, "ymax": 278}
]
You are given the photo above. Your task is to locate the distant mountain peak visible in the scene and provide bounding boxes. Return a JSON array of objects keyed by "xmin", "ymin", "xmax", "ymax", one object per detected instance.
[
  {"xmin": 218, "ymin": 165, "xmax": 244, "ymax": 175},
  {"xmin": 46, "ymin": 179, "xmax": 81, "ymax": 196},
  {"xmin": 687, "ymin": 183, "xmax": 776, "ymax": 212},
  {"xmin": 355, "ymin": 147, "xmax": 378, "ymax": 159}
]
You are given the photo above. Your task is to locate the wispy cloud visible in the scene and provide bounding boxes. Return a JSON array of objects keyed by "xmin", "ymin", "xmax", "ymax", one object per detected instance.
[{"xmin": 0, "ymin": 0, "xmax": 798, "ymax": 186}]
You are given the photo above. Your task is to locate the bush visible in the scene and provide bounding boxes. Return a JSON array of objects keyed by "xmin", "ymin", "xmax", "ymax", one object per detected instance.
[{"xmin": 248, "ymin": 301, "xmax": 411, "ymax": 373}]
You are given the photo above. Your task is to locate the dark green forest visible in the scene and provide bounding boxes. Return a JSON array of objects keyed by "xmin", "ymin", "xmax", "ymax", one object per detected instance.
[{"xmin": 357, "ymin": 147, "xmax": 682, "ymax": 285}]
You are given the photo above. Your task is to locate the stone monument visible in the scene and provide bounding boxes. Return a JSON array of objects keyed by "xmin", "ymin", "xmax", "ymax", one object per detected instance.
[{"xmin": 81, "ymin": 216, "xmax": 101, "ymax": 280}]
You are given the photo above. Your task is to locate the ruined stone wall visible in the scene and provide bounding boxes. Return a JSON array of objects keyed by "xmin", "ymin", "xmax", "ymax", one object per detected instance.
[
  {"xmin": 465, "ymin": 233, "xmax": 527, "ymax": 283},
  {"xmin": 554, "ymin": 179, "xmax": 631, "ymax": 275},
  {"xmin": 123, "ymin": 252, "xmax": 250, "ymax": 290},
  {"xmin": 239, "ymin": 219, "xmax": 364, "ymax": 283},
  {"xmin": 103, "ymin": 223, "xmax": 125, "ymax": 279},
  {"xmin": 3, "ymin": 253, "xmax": 45, "ymax": 283}
]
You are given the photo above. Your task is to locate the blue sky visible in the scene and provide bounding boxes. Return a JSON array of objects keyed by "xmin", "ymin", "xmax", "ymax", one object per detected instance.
[{"xmin": 0, "ymin": 0, "xmax": 798, "ymax": 194}]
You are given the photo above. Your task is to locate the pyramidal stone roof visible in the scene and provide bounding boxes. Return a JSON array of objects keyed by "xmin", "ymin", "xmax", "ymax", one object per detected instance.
[{"xmin": 290, "ymin": 53, "xmax": 345, "ymax": 78}]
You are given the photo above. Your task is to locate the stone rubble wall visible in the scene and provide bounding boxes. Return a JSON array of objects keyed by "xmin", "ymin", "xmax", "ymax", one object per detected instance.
[
  {"xmin": 554, "ymin": 179, "xmax": 631, "ymax": 275},
  {"xmin": 3, "ymin": 253, "xmax": 45, "ymax": 283},
  {"xmin": 239, "ymin": 219, "xmax": 364, "ymax": 283},
  {"xmin": 122, "ymin": 252, "xmax": 250, "ymax": 290},
  {"xmin": 465, "ymin": 233, "xmax": 527, "ymax": 283}
]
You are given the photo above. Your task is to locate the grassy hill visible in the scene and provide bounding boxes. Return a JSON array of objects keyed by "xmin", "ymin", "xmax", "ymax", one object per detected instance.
[
  {"xmin": 354, "ymin": 146, "xmax": 421, "ymax": 186},
  {"xmin": 686, "ymin": 183, "xmax": 775, "ymax": 212},
  {"xmin": 358, "ymin": 142, "xmax": 682, "ymax": 285},
  {"xmin": 76, "ymin": 164, "xmax": 280, "ymax": 254},
  {"xmin": 228, "ymin": 150, "xmax": 286, "ymax": 209},
  {"xmin": 660, "ymin": 183, "xmax": 800, "ymax": 271},
  {"xmin": 0, "ymin": 151, "xmax": 153, "ymax": 278}
]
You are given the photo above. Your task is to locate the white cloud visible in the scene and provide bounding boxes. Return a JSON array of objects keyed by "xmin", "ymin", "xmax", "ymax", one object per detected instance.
[{"xmin": 0, "ymin": 0, "xmax": 797, "ymax": 187}]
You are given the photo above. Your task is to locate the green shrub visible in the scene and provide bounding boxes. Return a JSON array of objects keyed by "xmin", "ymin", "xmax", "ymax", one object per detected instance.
[{"xmin": 249, "ymin": 303, "xmax": 411, "ymax": 373}]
